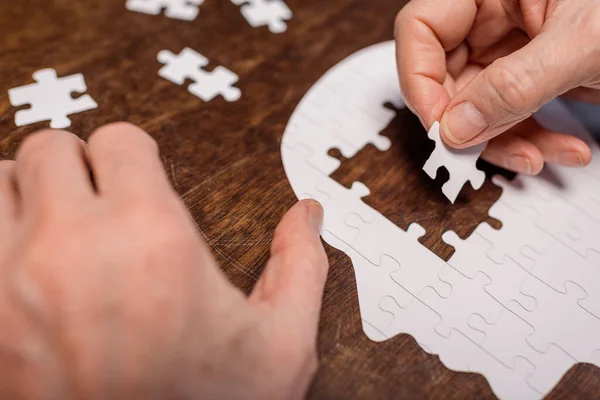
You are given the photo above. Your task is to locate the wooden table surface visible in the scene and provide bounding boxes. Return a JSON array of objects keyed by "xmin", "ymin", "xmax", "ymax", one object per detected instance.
[{"xmin": 1, "ymin": 0, "xmax": 598, "ymax": 398}]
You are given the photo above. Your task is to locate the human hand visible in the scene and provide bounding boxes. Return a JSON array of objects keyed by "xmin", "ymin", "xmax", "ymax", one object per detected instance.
[
  {"xmin": 0, "ymin": 123, "xmax": 328, "ymax": 400},
  {"xmin": 395, "ymin": 0, "xmax": 600, "ymax": 174}
]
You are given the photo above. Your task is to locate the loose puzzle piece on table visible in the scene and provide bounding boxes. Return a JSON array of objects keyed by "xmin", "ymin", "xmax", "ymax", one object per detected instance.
[
  {"xmin": 126, "ymin": 0, "xmax": 204, "ymax": 20},
  {"xmin": 422, "ymin": 121, "xmax": 486, "ymax": 203},
  {"xmin": 8, "ymin": 69, "xmax": 98, "ymax": 129},
  {"xmin": 231, "ymin": 0, "xmax": 292, "ymax": 33},
  {"xmin": 280, "ymin": 40, "xmax": 600, "ymax": 399},
  {"xmin": 158, "ymin": 47, "xmax": 241, "ymax": 102}
]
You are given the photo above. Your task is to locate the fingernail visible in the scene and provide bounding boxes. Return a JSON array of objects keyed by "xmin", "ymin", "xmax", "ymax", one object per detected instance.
[
  {"xmin": 558, "ymin": 151, "xmax": 584, "ymax": 167},
  {"xmin": 442, "ymin": 102, "xmax": 488, "ymax": 144},
  {"xmin": 307, "ymin": 201, "xmax": 324, "ymax": 234},
  {"xmin": 507, "ymin": 155, "xmax": 532, "ymax": 174}
]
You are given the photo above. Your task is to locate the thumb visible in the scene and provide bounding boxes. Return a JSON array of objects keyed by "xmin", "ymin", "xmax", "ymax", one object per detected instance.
[
  {"xmin": 441, "ymin": 32, "xmax": 585, "ymax": 148},
  {"xmin": 250, "ymin": 200, "xmax": 329, "ymax": 331}
]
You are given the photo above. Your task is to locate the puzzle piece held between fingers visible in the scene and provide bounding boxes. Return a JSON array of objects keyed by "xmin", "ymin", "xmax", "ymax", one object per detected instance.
[
  {"xmin": 8, "ymin": 69, "xmax": 98, "ymax": 129},
  {"xmin": 126, "ymin": 0, "xmax": 205, "ymax": 20},
  {"xmin": 231, "ymin": 0, "xmax": 292, "ymax": 33},
  {"xmin": 423, "ymin": 121, "xmax": 487, "ymax": 203},
  {"xmin": 158, "ymin": 48, "xmax": 241, "ymax": 102}
]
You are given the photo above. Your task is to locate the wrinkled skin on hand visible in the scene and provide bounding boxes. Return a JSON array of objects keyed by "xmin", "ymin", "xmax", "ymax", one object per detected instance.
[
  {"xmin": 0, "ymin": 123, "xmax": 329, "ymax": 400},
  {"xmin": 396, "ymin": 0, "xmax": 600, "ymax": 174}
]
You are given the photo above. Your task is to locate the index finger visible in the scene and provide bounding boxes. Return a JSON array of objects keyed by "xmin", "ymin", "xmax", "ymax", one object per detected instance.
[{"xmin": 395, "ymin": 0, "xmax": 479, "ymax": 128}]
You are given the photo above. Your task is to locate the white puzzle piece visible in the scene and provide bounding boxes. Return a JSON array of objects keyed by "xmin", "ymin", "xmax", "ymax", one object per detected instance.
[
  {"xmin": 126, "ymin": 0, "xmax": 204, "ymax": 20},
  {"xmin": 443, "ymin": 230, "xmax": 536, "ymax": 311},
  {"xmin": 469, "ymin": 351, "xmax": 539, "ymax": 400},
  {"xmin": 419, "ymin": 267, "xmax": 505, "ymax": 342},
  {"xmin": 158, "ymin": 48, "xmax": 241, "ymax": 102},
  {"xmin": 422, "ymin": 121, "xmax": 487, "ymax": 203},
  {"xmin": 493, "ymin": 173, "xmax": 600, "ymax": 258},
  {"xmin": 231, "ymin": 0, "xmax": 292, "ymax": 33},
  {"xmin": 511, "ymin": 277, "xmax": 600, "ymax": 361},
  {"xmin": 8, "ymin": 69, "xmax": 98, "ymax": 129},
  {"xmin": 280, "ymin": 40, "xmax": 600, "ymax": 399}
]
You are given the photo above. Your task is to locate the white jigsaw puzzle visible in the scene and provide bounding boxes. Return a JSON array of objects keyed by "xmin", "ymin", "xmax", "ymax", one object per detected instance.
[
  {"xmin": 281, "ymin": 40, "xmax": 600, "ymax": 399},
  {"xmin": 126, "ymin": 0, "xmax": 204, "ymax": 21},
  {"xmin": 423, "ymin": 121, "xmax": 487, "ymax": 203},
  {"xmin": 231, "ymin": 0, "xmax": 292, "ymax": 33},
  {"xmin": 8, "ymin": 69, "xmax": 98, "ymax": 129},
  {"xmin": 158, "ymin": 47, "xmax": 241, "ymax": 102}
]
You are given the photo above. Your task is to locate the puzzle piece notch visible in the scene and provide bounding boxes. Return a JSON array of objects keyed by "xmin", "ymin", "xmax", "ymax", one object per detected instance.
[
  {"xmin": 513, "ymin": 277, "xmax": 600, "ymax": 361},
  {"xmin": 442, "ymin": 228, "xmax": 536, "ymax": 311},
  {"xmin": 477, "ymin": 204, "xmax": 551, "ymax": 269},
  {"xmin": 232, "ymin": 0, "xmax": 293, "ymax": 33},
  {"xmin": 8, "ymin": 68, "xmax": 98, "ymax": 129},
  {"xmin": 379, "ymin": 294, "xmax": 484, "ymax": 373},
  {"xmin": 520, "ymin": 245, "xmax": 600, "ymax": 320},
  {"xmin": 126, "ymin": 0, "xmax": 205, "ymax": 20},
  {"xmin": 282, "ymin": 141, "xmax": 341, "ymax": 176},
  {"xmin": 469, "ymin": 350, "xmax": 540, "ymax": 400},
  {"xmin": 419, "ymin": 267, "xmax": 505, "ymax": 344},
  {"xmin": 422, "ymin": 121, "xmax": 487, "ymax": 203},
  {"xmin": 344, "ymin": 212, "xmax": 453, "ymax": 299},
  {"xmin": 469, "ymin": 309, "xmax": 577, "ymax": 397},
  {"xmin": 158, "ymin": 48, "xmax": 241, "ymax": 102},
  {"xmin": 493, "ymin": 174, "xmax": 600, "ymax": 256},
  {"xmin": 344, "ymin": 249, "xmax": 417, "ymax": 341},
  {"xmin": 442, "ymin": 230, "xmax": 494, "ymax": 278}
]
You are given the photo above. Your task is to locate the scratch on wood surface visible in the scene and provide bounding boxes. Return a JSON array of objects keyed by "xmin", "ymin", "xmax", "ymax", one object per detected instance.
[
  {"xmin": 209, "ymin": 241, "xmax": 269, "ymax": 247},
  {"xmin": 335, "ymin": 343, "xmax": 350, "ymax": 357},
  {"xmin": 212, "ymin": 245, "xmax": 259, "ymax": 281},
  {"xmin": 181, "ymin": 157, "xmax": 252, "ymax": 201}
]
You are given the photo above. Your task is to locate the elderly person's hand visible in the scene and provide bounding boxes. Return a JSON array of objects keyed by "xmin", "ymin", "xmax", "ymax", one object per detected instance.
[
  {"xmin": 0, "ymin": 123, "xmax": 328, "ymax": 400},
  {"xmin": 396, "ymin": 0, "xmax": 600, "ymax": 174}
]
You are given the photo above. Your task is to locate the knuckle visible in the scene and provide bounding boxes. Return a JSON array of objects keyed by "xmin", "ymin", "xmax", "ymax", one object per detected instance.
[
  {"xmin": 89, "ymin": 122, "xmax": 158, "ymax": 154},
  {"xmin": 17, "ymin": 130, "xmax": 73, "ymax": 161},
  {"xmin": 486, "ymin": 60, "xmax": 538, "ymax": 115},
  {"xmin": 16, "ymin": 130, "xmax": 80, "ymax": 176}
]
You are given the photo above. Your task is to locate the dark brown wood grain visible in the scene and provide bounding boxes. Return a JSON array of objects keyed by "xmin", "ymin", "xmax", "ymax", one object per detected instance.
[{"xmin": 0, "ymin": 0, "xmax": 598, "ymax": 398}]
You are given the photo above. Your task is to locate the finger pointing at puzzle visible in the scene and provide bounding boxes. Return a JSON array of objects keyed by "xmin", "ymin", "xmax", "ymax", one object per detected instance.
[{"xmin": 395, "ymin": 0, "xmax": 600, "ymax": 174}]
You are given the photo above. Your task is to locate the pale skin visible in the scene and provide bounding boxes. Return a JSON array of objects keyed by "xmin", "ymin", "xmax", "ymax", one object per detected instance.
[
  {"xmin": 396, "ymin": 0, "xmax": 600, "ymax": 175},
  {"xmin": 0, "ymin": 123, "xmax": 329, "ymax": 399}
]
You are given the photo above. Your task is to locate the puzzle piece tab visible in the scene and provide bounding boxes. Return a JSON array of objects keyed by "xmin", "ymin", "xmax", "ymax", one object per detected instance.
[
  {"xmin": 158, "ymin": 48, "xmax": 241, "ymax": 102},
  {"xmin": 8, "ymin": 69, "xmax": 98, "ymax": 129},
  {"xmin": 126, "ymin": 0, "xmax": 204, "ymax": 20},
  {"xmin": 493, "ymin": 174, "xmax": 600, "ymax": 258},
  {"xmin": 419, "ymin": 267, "xmax": 505, "ymax": 342},
  {"xmin": 469, "ymin": 350, "xmax": 539, "ymax": 400},
  {"xmin": 443, "ymin": 229, "xmax": 536, "ymax": 311},
  {"xmin": 511, "ymin": 277, "xmax": 600, "ymax": 361},
  {"xmin": 422, "ymin": 121, "xmax": 486, "ymax": 203},
  {"xmin": 231, "ymin": 0, "xmax": 292, "ymax": 33}
]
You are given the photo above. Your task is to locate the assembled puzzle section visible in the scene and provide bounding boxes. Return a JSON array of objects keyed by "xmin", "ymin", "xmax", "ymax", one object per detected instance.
[
  {"xmin": 126, "ymin": 0, "xmax": 204, "ymax": 21},
  {"xmin": 231, "ymin": 0, "xmax": 292, "ymax": 33},
  {"xmin": 158, "ymin": 47, "xmax": 241, "ymax": 102},
  {"xmin": 422, "ymin": 121, "xmax": 486, "ymax": 203},
  {"xmin": 8, "ymin": 69, "xmax": 98, "ymax": 129},
  {"xmin": 281, "ymin": 40, "xmax": 600, "ymax": 400}
]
